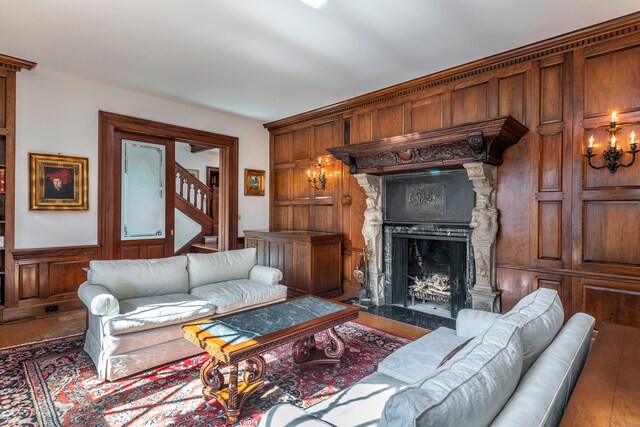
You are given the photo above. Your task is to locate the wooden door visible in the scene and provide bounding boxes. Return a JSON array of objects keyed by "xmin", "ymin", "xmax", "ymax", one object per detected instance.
[{"xmin": 114, "ymin": 131, "xmax": 175, "ymax": 259}]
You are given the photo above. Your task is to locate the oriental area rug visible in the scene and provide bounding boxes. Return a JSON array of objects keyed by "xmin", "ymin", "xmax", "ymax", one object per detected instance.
[{"xmin": 0, "ymin": 322, "xmax": 410, "ymax": 426}]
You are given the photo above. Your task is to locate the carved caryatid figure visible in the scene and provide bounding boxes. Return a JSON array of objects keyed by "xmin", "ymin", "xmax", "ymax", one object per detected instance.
[
  {"xmin": 469, "ymin": 193, "xmax": 498, "ymax": 247},
  {"xmin": 362, "ymin": 197, "xmax": 383, "ymax": 246}
]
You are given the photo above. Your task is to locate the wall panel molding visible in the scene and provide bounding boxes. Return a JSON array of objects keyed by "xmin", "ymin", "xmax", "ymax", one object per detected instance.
[
  {"xmin": 2, "ymin": 245, "xmax": 98, "ymax": 321},
  {"xmin": 266, "ymin": 13, "xmax": 640, "ymax": 320}
]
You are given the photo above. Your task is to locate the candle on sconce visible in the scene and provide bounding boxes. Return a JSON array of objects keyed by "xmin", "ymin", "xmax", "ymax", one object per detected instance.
[
  {"xmin": 307, "ymin": 169, "xmax": 310, "ymax": 178},
  {"xmin": 313, "ymin": 171, "xmax": 316, "ymax": 179},
  {"xmin": 611, "ymin": 135, "xmax": 617, "ymax": 148},
  {"xmin": 611, "ymin": 111, "xmax": 617, "ymax": 124},
  {"xmin": 631, "ymin": 131, "xmax": 637, "ymax": 146},
  {"xmin": 588, "ymin": 136, "xmax": 594, "ymax": 148}
]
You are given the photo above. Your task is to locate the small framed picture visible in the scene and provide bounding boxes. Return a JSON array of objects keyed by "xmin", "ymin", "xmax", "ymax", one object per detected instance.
[
  {"xmin": 186, "ymin": 168, "xmax": 200, "ymax": 180},
  {"xmin": 29, "ymin": 153, "xmax": 89, "ymax": 210},
  {"xmin": 244, "ymin": 169, "xmax": 265, "ymax": 196}
]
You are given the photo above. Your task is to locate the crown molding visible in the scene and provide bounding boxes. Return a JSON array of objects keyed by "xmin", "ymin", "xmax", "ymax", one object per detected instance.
[
  {"xmin": 0, "ymin": 53, "xmax": 37, "ymax": 72},
  {"xmin": 264, "ymin": 12, "xmax": 640, "ymax": 131}
]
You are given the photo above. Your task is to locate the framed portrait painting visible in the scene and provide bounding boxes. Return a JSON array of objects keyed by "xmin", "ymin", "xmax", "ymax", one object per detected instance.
[
  {"xmin": 29, "ymin": 153, "xmax": 89, "ymax": 210},
  {"xmin": 244, "ymin": 169, "xmax": 265, "ymax": 196}
]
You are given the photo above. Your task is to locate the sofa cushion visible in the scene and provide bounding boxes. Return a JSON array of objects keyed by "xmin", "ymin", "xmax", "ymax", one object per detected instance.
[
  {"xmin": 498, "ymin": 287, "xmax": 564, "ymax": 374},
  {"xmin": 491, "ymin": 313, "xmax": 595, "ymax": 427},
  {"xmin": 436, "ymin": 337, "xmax": 474, "ymax": 368},
  {"xmin": 306, "ymin": 372, "xmax": 409, "ymax": 426},
  {"xmin": 380, "ymin": 322, "xmax": 523, "ymax": 427},
  {"xmin": 101, "ymin": 321, "xmax": 190, "ymax": 356},
  {"xmin": 259, "ymin": 404, "xmax": 336, "ymax": 427},
  {"xmin": 186, "ymin": 248, "xmax": 257, "ymax": 288},
  {"xmin": 190, "ymin": 279, "xmax": 287, "ymax": 314},
  {"xmin": 103, "ymin": 293, "xmax": 216, "ymax": 336},
  {"xmin": 377, "ymin": 327, "xmax": 469, "ymax": 383},
  {"xmin": 89, "ymin": 256, "xmax": 189, "ymax": 300}
]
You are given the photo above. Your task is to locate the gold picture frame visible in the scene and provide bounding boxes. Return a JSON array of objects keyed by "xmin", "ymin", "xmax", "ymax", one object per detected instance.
[
  {"xmin": 29, "ymin": 153, "xmax": 89, "ymax": 210},
  {"xmin": 244, "ymin": 169, "xmax": 265, "ymax": 196},
  {"xmin": 186, "ymin": 168, "xmax": 200, "ymax": 180}
]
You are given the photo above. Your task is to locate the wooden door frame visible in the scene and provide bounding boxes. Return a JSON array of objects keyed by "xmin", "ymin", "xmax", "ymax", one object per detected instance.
[{"xmin": 98, "ymin": 111, "xmax": 238, "ymax": 259}]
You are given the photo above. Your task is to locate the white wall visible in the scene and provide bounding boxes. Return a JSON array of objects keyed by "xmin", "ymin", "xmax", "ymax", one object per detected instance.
[
  {"xmin": 15, "ymin": 69, "xmax": 270, "ymax": 248},
  {"xmin": 174, "ymin": 141, "xmax": 219, "ymax": 185},
  {"xmin": 174, "ymin": 208, "xmax": 202, "ymax": 252}
]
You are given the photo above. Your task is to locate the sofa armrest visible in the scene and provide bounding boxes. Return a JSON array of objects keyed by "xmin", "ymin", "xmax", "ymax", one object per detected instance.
[
  {"xmin": 78, "ymin": 281, "xmax": 120, "ymax": 317},
  {"xmin": 249, "ymin": 265, "xmax": 283, "ymax": 286},
  {"xmin": 456, "ymin": 309, "xmax": 502, "ymax": 338},
  {"xmin": 259, "ymin": 404, "xmax": 336, "ymax": 427}
]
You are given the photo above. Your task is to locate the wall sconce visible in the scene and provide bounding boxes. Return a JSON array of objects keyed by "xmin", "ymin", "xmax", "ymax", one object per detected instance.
[
  {"xmin": 584, "ymin": 112, "xmax": 638, "ymax": 174},
  {"xmin": 307, "ymin": 157, "xmax": 328, "ymax": 190}
]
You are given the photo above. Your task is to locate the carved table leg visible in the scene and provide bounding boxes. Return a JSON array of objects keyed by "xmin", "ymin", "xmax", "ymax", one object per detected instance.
[
  {"xmin": 205, "ymin": 357, "xmax": 266, "ymax": 425},
  {"xmin": 325, "ymin": 327, "xmax": 346, "ymax": 368},
  {"xmin": 292, "ymin": 335, "xmax": 316, "ymax": 364},
  {"xmin": 225, "ymin": 364, "xmax": 240, "ymax": 424},
  {"xmin": 292, "ymin": 328, "xmax": 347, "ymax": 368},
  {"xmin": 200, "ymin": 357, "xmax": 224, "ymax": 400},
  {"xmin": 244, "ymin": 355, "xmax": 266, "ymax": 386}
]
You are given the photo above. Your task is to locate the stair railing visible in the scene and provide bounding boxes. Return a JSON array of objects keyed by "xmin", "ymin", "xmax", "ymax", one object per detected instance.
[{"xmin": 175, "ymin": 162, "xmax": 213, "ymax": 217}]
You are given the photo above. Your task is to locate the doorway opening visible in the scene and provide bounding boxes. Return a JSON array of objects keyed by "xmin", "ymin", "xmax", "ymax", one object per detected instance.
[
  {"xmin": 98, "ymin": 111, "xmax": 238, "ymax": 260},
  {"xmin": 174, "ymin": 142, "xmax": 220, "ymax": 253}
]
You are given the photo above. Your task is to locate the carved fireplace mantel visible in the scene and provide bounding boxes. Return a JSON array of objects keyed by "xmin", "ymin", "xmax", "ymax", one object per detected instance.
[
  {"xmin": 333, "ymin": 116, "xmax": 529, "ymax": 313},
  {"xmin": 326, "ymin": 115, "xmax": 528, "ymax": 175}
]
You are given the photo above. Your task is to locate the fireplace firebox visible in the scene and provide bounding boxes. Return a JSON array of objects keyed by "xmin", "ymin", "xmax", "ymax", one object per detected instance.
[{"xmin": 384, "ymin": 224, "xmax": 473, "ymax": 319}]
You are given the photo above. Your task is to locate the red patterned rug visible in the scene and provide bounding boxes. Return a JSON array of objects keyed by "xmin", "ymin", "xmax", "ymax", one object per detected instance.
[{"xmin": 0, "ymin": 322, "xmax": 411, "ymax": 426}]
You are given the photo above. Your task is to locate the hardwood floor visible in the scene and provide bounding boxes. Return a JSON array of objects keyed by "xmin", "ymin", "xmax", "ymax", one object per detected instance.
[
  {"xmin": 0, "ymin": 294, "xmax": 429, "ymax": 349},
  {"xmin": 0, "ymin": 309, "xmax": 86, "ymax": 348}
]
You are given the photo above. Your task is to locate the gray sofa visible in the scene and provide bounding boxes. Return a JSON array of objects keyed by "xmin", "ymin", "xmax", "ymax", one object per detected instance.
[
  {"xmin": 78, "ymin": 248, "xmax": 286, "ymax": 381},
  {"xmin": 260, "ymin": 288, "xmax": 595, "ymax": 427}
]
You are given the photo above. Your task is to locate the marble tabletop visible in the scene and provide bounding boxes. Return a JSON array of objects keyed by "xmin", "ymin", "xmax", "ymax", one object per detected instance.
[{"xmin": 197, "ymin": 297, "xmax": 347, "ymax": 346}]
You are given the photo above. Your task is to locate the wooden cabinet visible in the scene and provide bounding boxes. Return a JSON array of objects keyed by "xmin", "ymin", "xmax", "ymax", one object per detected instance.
[
  {"xmin": 244, "ymin": 230, "xmax": 343, "ymax": 297},
  {"xmin": 0, "ymin": 55, "xmax": 35, "ymax": 311}
]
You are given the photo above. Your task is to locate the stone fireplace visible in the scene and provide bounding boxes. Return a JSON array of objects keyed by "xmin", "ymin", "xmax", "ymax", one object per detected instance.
[
  {"xmin": 328, "ymin": 116, "xmax": 529, "ymax": 314},
  {"xmin": 381, "ymin": 169, "xmax": 475, "ymax": 319}
]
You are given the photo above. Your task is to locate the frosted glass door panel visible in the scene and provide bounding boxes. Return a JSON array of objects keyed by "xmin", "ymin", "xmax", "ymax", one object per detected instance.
[{"xmin": 121, "ymin": 139, "xmax": 166, "ymax": 240}]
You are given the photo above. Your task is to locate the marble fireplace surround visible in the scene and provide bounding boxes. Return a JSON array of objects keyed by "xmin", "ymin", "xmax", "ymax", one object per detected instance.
[{"xmin": 327, "ymin": 116, "xmax": 529, "ymax": 312}]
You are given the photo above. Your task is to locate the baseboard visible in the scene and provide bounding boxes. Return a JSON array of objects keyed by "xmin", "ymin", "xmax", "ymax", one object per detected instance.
[{"xmin": 0, "ymin": 299, "xmax": 85, "ymax": 322}]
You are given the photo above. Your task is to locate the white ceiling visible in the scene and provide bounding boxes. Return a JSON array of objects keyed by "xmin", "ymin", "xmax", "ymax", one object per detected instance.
[{"xmin": 1, "ymin": 1, "xmax": 638, "ymax": 122}]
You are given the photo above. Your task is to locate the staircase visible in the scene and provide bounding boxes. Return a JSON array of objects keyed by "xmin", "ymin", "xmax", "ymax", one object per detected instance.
[{"xmin": 174, "ymin": 162, "xmax": 214, "ymax": 254}]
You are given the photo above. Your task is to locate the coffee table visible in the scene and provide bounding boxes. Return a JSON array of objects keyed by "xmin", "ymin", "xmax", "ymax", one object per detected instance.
[{"xmin": 182, "ymin": 296, "xmax": 359, "ymax": 424}]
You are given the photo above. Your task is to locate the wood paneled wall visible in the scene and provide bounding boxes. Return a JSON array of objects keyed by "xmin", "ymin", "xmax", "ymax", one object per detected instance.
[
  {"xmin": 2, "ymin": 245, "xmax": 98, "ymax": 321},
  {"xmin": 265, "ymin": 13, "xmax": 640, "ymax": 328}
]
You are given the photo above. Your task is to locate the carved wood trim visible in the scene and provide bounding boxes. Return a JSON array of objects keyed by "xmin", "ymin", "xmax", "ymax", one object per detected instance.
[
  {"xmin": 327, "ymin": 116, "xmax": 528, "ymax": 174},
  {"xmin": 11, "ymin": 245, "xmax": 99, "ymax": 260},
  {"xmin": 0, "ymin": 54, "xmax": 37, "ymax": 72},
  {"xmin": 264, "ymin": 12, "xmax": 640, "ymax": 130}
]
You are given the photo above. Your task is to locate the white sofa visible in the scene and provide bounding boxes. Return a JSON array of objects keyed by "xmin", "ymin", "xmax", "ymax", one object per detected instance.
[
  {"xmin": 260, "ymin": 288, "xmax": 595, "ymax": 427},
  {"xmin": 77, "ymin": 248, "xmax": 286, "ymax": 381}
]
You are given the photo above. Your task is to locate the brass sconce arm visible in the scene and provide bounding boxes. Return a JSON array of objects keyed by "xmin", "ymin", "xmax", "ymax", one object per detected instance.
[
  {"xmin": 584, "ymin": 112, "xmax": 638, "ymax": 174},
  {"xmin": 307, "ymin": 157, "xmax": 328, "ymax": 190}
]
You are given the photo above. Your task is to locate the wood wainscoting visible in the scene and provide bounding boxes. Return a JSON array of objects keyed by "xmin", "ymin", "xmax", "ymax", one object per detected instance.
[
  {"xmin": 264, "ymin": 13, "xmax": 640, "ymax": 328},
  {"xmin": 1, "ymin": 245, "xmax": 98, "ymax": 321}
]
